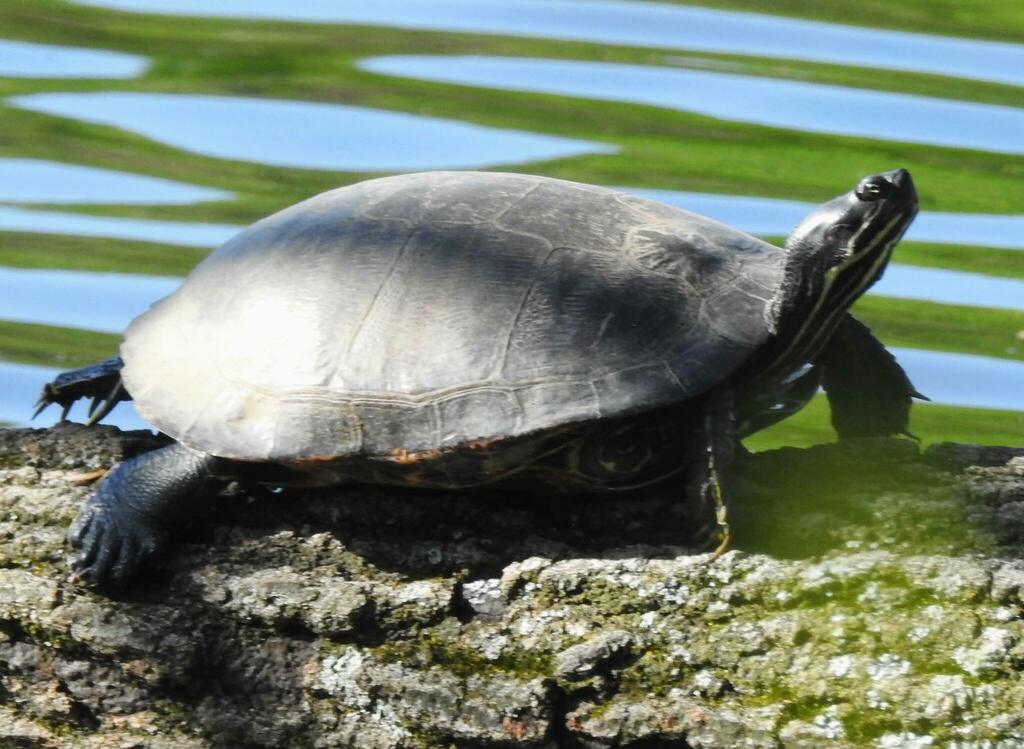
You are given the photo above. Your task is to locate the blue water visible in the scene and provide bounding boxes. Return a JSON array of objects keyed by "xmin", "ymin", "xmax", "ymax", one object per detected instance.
[
  {"xmin": 0, "ymin": 38, "xmax": 148, "ymax": 78},
  {"xmin": 1, "ymin": 348, "xmax": 1019, "ymax": 429},
  {"xmin": 3, "ymin": 261, "xmax": 1021, "ymax": 341},
  {"xmin": 620, "ymin": 188, "xmax": 1024, "ymax": 252},
  {"xmin": 0, "ymin": 158, "xmax": 232, "ymax": 205},
  {"xmin": 0, "ymin": 206, "xmax": 239, "ymax": 248},
  {"xmin": 0, "ymin": 268, "xmax": 179, "ymax": 334},
  {"xmin": 890, "ymin": 349, "xmax": 1024, "ymax": 412},
  {"xmin": 873, "ymin": 266, "xmax": 1024, "ymax": 312},
  {"xmin": 64, "ymin": 0, "xmax": 1024, "ymax": 87},
  {"xmin": 7, "ymin": 92, "xmax": 616, "ymax": 172},
  {"xmin": 2, "ymin": 185, "xmax": 1021, "ymax": 254},
  {"xmin": 360, "ymin": 56, "xmax": 1024, "ymax": 156}
]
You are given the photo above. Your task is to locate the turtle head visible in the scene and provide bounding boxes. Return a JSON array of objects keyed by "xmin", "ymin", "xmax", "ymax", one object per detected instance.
[
  {"xmin": 785, "ymin": 168, "xmax": 918, "ymax": 305},
  {"xmin": 756, "ymin": 170, "xmax": 917, "ymax": 382}
]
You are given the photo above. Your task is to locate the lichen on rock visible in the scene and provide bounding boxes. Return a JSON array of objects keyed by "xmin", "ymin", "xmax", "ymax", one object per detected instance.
[{"xmin": 1, "ymin": 424, "xmax": 1024, "ymax": 747}]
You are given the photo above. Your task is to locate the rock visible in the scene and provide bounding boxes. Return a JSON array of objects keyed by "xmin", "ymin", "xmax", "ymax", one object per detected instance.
[
  {"xmin": 461, "ymin": 576, "xmax": 506, "ymax": 619},
  {"xmin": 2, "ymin": 425, "xmax": 1024, "ymax": 747},
  {"xmin": 926, "ymin": 442, "xmax": 1024, "ymax": 471},
  {"xmin": 315, "ymin": 650, "xmax": 553, "ymax": 747},
  {"xmin": 554, "ymin": 629, "xmax": 633, "ymax": 680}
]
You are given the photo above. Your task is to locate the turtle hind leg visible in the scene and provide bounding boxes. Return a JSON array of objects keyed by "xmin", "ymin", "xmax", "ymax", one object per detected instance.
[
  {"xmin": 68, "ymin": 442, "xmax": 222, "ymax": 588},
  {"xmin": 816, "ymin": 315, "xmax": 924, "ymax": 440},
  {"xmin": 34, "ymin": 355, "xmax": 131, "ymax": 425},
  {"xmin": 683, "ymin": 386, "xmax": 737, "ymax": 555}
]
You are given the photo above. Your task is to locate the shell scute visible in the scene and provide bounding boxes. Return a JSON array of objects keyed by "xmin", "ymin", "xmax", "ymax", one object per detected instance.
[
  {"xmin": 121, "ymin": 172, "xmax": 786, "ymax": 460},
  {"xmin": 500, "ymin": 247, "xmax": 695, "ymax": 381}
]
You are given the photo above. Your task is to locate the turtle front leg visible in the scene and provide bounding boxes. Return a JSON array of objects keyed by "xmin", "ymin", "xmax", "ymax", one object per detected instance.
[
  {"xmin": 68, "ymin": 442, "xmax": 221, "ymax": 588},
  {"xmin": 738, "ymin": 363, "xmax": 822, "ymax": 437},
  {"xmin": 816, "ymin": 315, "xmax": 925, "ymax": 439},
  {"xmin": 684, "ymin": 385, "xmax": 737, "ymax": 555},
  {"xmin": 34, "ymin": 355, "xmax": 131, "ymax": 425}
]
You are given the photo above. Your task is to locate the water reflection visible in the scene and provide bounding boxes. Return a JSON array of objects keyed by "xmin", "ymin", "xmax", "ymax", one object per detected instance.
[
  {"xmin": 0, "ymin": 267, "xmax": 178, "ymax": 334},
  {"xmin": 874, "ymin": 266, "xmax": 1024, "ymax": 311},
  {"xmin": 0, "ymin": 38, "xmax": 147, "ymax": 78},
  {"xmin": 7, "ymin": 92, "xmax": 616, "ymax": 171},
  {"xmin": 0, "ymin": 361, "xmax": 152, "ymax": 431},
  {"xmin": 0, "ymin": 345, "xmax": 1018, "ymax": 427},
  {"xmin": 620, "ymin": 187, "xmax": 1024, "ymax": 252},
  {"xmin": 891, "ymin": 348, "xmax": 1024, "ymax": 412},
  {"xmin": 360, "ymin": 56, "xmax": 1024, "ymax": 155},
  {"xmin": 65, "ymin": 0, "xmax": 1024, "ymax": 87},
  {"xmin": 0, "ymin": 206, "xmax": 238, "ymax": 247},
  {"xmin": 3, "ymin": 185, "xmax": 1020, "ymax": 254},
  {"xmin": 4, "ymin": 253, "xmax": 1022, "ymax": 341},
  {"xmin": 0, "ymin": 158, "xmax": 231, "ymax": 205},
  {"xmin": 1, "ymin": 267, "xmax": 1020, "ymax": 412}
]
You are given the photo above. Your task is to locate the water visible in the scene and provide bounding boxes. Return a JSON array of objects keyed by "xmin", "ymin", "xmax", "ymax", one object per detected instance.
[
  {"xmin": 4, "ymin": 4, "xmax": 1021, "ymax": 444},
  {"xmin": 890, "ymin": 348, "xmax": 1024, "ymax": 412},
  {"xmin": 6, "ymin": 226, "xmax": 1017, "ymax": 430},
  {"xmin": 874, "ymin": 266, "xmax": 1024, "ymax": 312},
  {"xmin": 0, "ymin": 38, "xmax": 147, "ymax": 78},
  {"xmin": 0, "ymin": 206, "xmax": 239, "ymax": 248},
  {"xmin": 7, "ymin": 92, "xmax": 616, "ymax": 172},
  {"xmin": 620, "ymin": 187, "xmax": 1024, "ymax": 252},
  {"xmin": 360, "ymin": 56, "xmax": 1024, "ymax": 155},
  {"xmin": 0, "ymin": 268, "xmax": 178, "ymax": 334},
  {"xmin": 0, "ymin": 158, "xmax": 232, "ymax": 205},
  {"xmin": 4, "ymin": 249, "xmax": 1021, "ymax": 342},
  {"xmin": 0, "ymin": 347, "xmax": 1017, "ymax": 429},
  {"xmin": 0, "ymin": 361, "xmax": 152, "ymax": 431},
  {"xmin": 64, "ymin": 0, "xmax": 1024, "ymax": 87},
  {"xmin": 2, "ymin": 185, "xmax": 1021, "ymax": 254}
]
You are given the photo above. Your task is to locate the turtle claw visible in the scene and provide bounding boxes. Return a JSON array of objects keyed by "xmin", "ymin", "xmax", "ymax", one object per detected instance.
[
  {"xmin": 67, "ymin": 498, "xmax": 164, "ymax": 589},
  {"xmin": 85, "ymin": 382, "xmax": 126, "ymax": 427},
  {"xmin": 32, "ymin": 382, "xmax": 74, "ymax": 422},
  {"xmin": 65, "ymin": 444, "xmax": 216, "ymax": 589},
  {"xmin": 33, "ymin": 357, "xmax": 129, "ymax": 425},
  {"xmin": 31, "ymin": 396, "xmax": 49, "ymax": 421},
  {"xmin": 66, "ymin": 502, "xmax": 97, "ymax": 549}
]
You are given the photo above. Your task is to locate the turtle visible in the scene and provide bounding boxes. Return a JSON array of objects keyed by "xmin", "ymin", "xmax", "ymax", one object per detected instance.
[{"xmin": 37, "ymin": 169, "xmax": 921, "ymax": 588}]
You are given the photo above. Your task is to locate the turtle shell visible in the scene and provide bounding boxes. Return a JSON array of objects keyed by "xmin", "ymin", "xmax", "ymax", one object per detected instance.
[{"xmin": 121, "ymin": 172, "xmax": 786, "ymax": 461}]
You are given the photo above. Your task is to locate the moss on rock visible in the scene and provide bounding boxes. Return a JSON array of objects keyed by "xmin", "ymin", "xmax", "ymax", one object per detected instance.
[{"xmin": 1, "ymin": 426, "xmax": 1024, "ymax": 747}]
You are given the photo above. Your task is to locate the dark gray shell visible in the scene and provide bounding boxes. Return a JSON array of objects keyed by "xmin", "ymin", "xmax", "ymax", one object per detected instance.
[{"xmin": 121, "ymin": 172, "xmax": 786, "ymax": 460}]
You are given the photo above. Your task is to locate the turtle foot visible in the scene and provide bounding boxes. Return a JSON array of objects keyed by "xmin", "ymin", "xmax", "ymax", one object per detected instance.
[
  {"xmin": 65, "ymin": 444, "xmax": 219, "ymax": 589},
  {"xmin": 33, "ymin": 355, "xmax": 128, "ymax": 425},
  {"xmin": 67, "ymin": 499, "xmax": 165, "ymax": 589}
]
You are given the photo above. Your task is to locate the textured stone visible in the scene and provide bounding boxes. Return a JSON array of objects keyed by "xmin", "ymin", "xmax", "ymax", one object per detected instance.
[
  {"xmin": 2, "ymin": 426, "xmax": 1024, "ymax": 747},
  {"xmin": 554, "ymin": 629, "xmax": 633, "ymax": 680}
]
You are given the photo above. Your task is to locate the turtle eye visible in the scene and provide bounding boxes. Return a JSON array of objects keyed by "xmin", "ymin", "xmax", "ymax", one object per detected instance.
[{"xmin": 856, "ymin": 177, "xmax": 891, "ymax": 202}]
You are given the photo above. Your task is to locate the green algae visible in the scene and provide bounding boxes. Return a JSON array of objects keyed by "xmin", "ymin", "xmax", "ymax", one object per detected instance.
[{"xmin": 373, "ymin": 630, "xmax": 552, "ymax": 681}]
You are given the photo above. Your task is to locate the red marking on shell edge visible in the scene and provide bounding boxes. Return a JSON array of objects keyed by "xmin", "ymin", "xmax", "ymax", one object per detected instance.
[
  {"xmin": 386, "ymin": 437, "xmax": 506, "ymax": 465},
  {"xmin": 387, "ymin": 448, "xmax": 445, "ymax": 465},
  {"xmin": 462, "ymin": 436, "xmax": 503, "ymax": 450},
  {"xmin": 291, "ymin": 455, "xmax": 340, "ymax": 465}
]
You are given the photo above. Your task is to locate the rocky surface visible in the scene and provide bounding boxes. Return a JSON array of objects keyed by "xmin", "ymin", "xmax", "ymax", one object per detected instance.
[{"xmin": 1, "ymin": 424, "xmax": 1024, "ymax": 748}]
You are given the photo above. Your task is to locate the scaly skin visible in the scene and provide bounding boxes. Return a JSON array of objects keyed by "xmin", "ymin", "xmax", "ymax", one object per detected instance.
[{"xmin": 67, "ymin": 443, "xmax": 218, "ymax": 588}]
